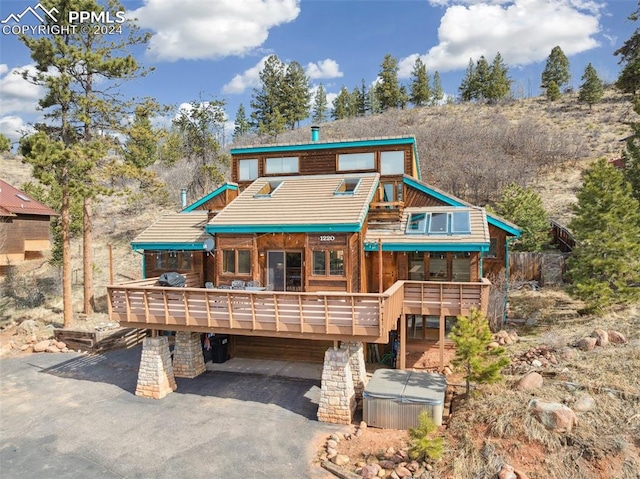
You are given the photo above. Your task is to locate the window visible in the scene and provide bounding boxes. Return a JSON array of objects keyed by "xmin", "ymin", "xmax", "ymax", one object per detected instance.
[
  {"xmin": 335, "ymin": 178, "xmax": 361, "ymax": 195},
  {"xmin": 180, "ymin": 252, "xmax": 193, "ymax": 270},
  {"xmin": 409, "ymin": 251, "xmax": 425, "ymax": 280},
  {"xmin": 380, "ymin": 151, "xmax": 405, "ymax": 175},
  {"xmin": 338, "ymin": 152, "xmax": 374, "ymax": 171},
  {"xmin": 452, "ymin": 252, "xmax": 471, "ymax": 281},
  {"xmin": 451, "ymin": 211, "xmax": 471, "ymax": 233},
  {"xmin": 16, "ymin": 193, "xmax": 31, "ymax": 202},
  {"xmin": 485, "ymin": 238, "xmax": 498, "ymax": 258},
  {"xmin": 238, "ymin": 159, "xmax": 258, "ymax": 181},
  {"xmin": 312, "ymin": 250, "xmax": 345, "ymax": 276},
  {"xmin": 428, "ymin": 213, "xmax": 448, "ymax": 234},
  {"xmin": 153, "ymin": 251, "xmax": 192, "ymax": 272},
  {"xmin": 222, "ymin": 250, "xmax": 251, "ymax": 275},
  {"xmin": 429, "ymin": 253, "xmax": 447, "ymax": 280},
  {"xmin": 254, "ymin": 180, "xmax": 283, "ymax": 197},
  {"xmin": 382, "ymin": 182, "xmax": 403, "ymax": 203},
  {"xmin": 265, "ymin": 156, "xmax": 298, "ymax": 174},
  {"xmin": 155, "ymin": 252, "xmax": 166, "ymax": 269},
  {"xmin": 406, "ymin": 213, "xmax": 428, "ymax": 234}
]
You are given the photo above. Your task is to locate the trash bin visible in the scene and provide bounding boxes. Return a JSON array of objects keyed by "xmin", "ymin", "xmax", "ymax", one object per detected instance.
[{"xmin": 210, "ymin": 334, "xmax": 229, "ymax": 363}]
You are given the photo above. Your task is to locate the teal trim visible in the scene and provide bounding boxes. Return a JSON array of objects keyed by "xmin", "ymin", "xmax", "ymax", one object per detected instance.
[
  {"xmin": 364, "ymin": 242, "xmax": 489, "ymax": 252},
  {"xmin": 131, "ymin": 242, "xmax": 208, "ymax": 251},
  {"xmin": 480, "ymin": 255, "xmax": 484, "ymax": 278},
  {"xmin": 183, "ymin": 183, "xmax": 238, "ymax": 212},
  {"xmin": 487, "ymin": 216, "xmax": 521, "ymax": 237},
  {"xmin": 504, "ymin": 237, "xmax": 511, "ymax": 325},
  {"xmin": 206, "ymin": 223, "xmax": 362, "ymax": 234},
  {"xmin": 141, "ymin": 253, "xmax": 146, "ymax": 279},
  {"xmin": 412, "ymin": 142, "xmax": 421, "ymax": 180},
  {"xmin": 230, "ymin": 137, "xmax": 416, "ymax": 155}
]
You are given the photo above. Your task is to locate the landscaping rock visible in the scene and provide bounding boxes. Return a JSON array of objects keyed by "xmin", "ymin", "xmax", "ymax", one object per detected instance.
[
  {"xmin": 46, "ymin": 345, "xmax": 61, "ymax": 353},
  {"xmin": 16, "ymin": 320, "xmax": 38, "ymax": 336},
  {"xmin": 394, "ymin": 465, "xmax": 412, "ymax": 478},
  {"xmin": 488, "ymin": 341, "xmax": 501, "ymax": 350},
  {"xmin": 516, "ymin": 372, "xmax": 543, "ymax": 391},
  {"xmin": 529, "ymin": 398, "xmax": 578, "ymax": 433},
  {"xmin": 498, "ymin": 464, "xmax": 517, "ymax": 479},
  {"xmin": 360, "ymin": 463, "xmax": 380, "ymax": 478},
  {"xmin": 327, "ymin": 439, "xmax": 338, "ymax": 450},
  {"xmin": 607, "ymin": 330, "xmax": 627, "ymax": 344},
  {"xmin": 379, "ymin": 460, "xmax": 395, "ymax": 470},
  {"xmin": 590, "ymin": 329, "xmax": 609, "ymax": 346},
  {"xmin": 573, "ymin": 394, "xmax": 595, "ymax": 412},
  {"xmin": 332, "ymin": 454, "xmax": 350, "ymax": 466},
  {"xmin": 33, "ymin": 340, "xmax": 51, "ymax": 352},
  {"xmin": 54, "ymin": 340, "xmax": 66, "ymax": 349},
  {"xmin": 576, "ymin": 337, "xmax": 597, "ymax": 351}
]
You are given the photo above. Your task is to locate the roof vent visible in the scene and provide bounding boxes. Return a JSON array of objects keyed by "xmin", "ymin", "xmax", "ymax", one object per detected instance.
[{"xmin": 311, "ymin": 125, "xmax": 320, "ymax": 142}]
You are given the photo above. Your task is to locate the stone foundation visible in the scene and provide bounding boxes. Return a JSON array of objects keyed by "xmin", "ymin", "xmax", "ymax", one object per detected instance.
[
  {"xmin": 135, "ymin": 337, "xmax": 177, "ymax": 399},
  {"xmin": 343, "ymin": 341, "xmax": 368, "ymax": 399},
  {"xmin": 172, "ymin": 331, "xmax": 206, "ymax": 378},
  {"xmin": 317, "ymin": 347, "xmax": 356, "ymax": 424}
]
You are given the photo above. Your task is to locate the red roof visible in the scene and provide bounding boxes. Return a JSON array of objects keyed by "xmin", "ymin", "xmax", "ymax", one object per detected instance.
[{"xmin": 0, "ymin": 179, "xmax": 59, "ymax": 217}]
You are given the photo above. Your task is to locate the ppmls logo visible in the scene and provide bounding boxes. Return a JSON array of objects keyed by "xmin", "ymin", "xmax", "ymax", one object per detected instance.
[{"xmin": 1, "ymin": 3, "xmax": 59, "ymax": 24}]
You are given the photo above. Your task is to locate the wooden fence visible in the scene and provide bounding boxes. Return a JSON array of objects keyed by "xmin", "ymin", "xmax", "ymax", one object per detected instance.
[{"xmin": 509, "ymin": 252, "xmax": 567, "ymax": 285}]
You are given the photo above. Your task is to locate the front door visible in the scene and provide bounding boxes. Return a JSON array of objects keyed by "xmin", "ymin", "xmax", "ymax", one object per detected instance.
[{"xmin": 267, "ymin": 251, "xmax": 303, "ymax": 291}]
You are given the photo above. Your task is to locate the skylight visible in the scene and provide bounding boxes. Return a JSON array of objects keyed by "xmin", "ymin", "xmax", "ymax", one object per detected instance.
[
  {"xmin": 334, "ymin": 178, "xmax": 361, "ymax": 195},
  {"xmin": 405, "ymin": 211, "xmax": 472, "ymax": 235},
  {"xmin": 16, "ymin": 194, "xmax": 31, "ymax": 202},
  {"xmin": 254, "ymin": 180, "xmax": 283, "ymax": 198}
]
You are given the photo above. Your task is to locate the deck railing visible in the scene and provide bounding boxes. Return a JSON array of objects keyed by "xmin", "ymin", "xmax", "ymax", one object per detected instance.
[{"xmin": 106, "ymin": 277, "xmax": 490, "ymax": 343}]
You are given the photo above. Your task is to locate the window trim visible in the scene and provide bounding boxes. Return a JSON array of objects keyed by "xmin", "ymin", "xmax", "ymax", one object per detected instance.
[
  {"xmin": 221, "ymin": 249, "xmax": 252, "ymax": 276},
  {"xmin": 264, "ymin": 156, "xmax": 299, "ymax": 175},
  {"xmin": 311, "ymin": 249, "xmax": 346, "ymax": 277},
  {"xmin": 334, "ymin": 178, "xmax": 361, "ymax": 196},
  {"xmin": 337, "ymin": 152, "xmax": 375, "ymax": 171},
  {"xmin": 237, "ymin": 158, "xmax": 259, "ymax": 181},
  {"xmin": 380, "ymin": 150, "xmax": 405, "ymax": 175}
]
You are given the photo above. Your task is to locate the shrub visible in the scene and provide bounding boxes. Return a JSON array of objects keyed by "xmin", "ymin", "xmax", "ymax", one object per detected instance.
[{"xmin": 408, "ymin": 410, "xmax": 444, "ymax": 461}]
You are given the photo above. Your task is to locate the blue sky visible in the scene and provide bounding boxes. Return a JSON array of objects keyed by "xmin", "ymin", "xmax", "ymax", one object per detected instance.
[{"xmin": 0, "ymin": 0, "xmax": 636, "ymax": 143}]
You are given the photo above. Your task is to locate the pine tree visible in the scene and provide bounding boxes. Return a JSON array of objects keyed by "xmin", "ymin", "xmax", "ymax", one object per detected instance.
[
  {"xmin": 410, "ymin": 57, "xmax": 431, "ymax": 107},
  {"xmin": 233, "ymin": 103, "xmax": 250, "ymax": 140},
  {"xmin": 431, "ymin": 71, "xmax": 444, "ymax": 105},
  {"xmin": 376, "ymin": 54, "xmax": 402, "ymax": 110},
  {"xmin": 541, "ymin": 46, "xmax": 570, "ymax": 100},
  {"xmin": 311, "ymin": 84, "xmax": 328, "ymax": 124},
  {"xmin": 614, "ymin": 3, "xmax": 640, "ymax": 95},
  {"xmin": 459, "ymin": 59, "xmax": 476, "ymax": 102},
  {"xmin": 486, "ymin": 52, "xmax": 512, "ymax": 104},
  {"xmin": 567, "ymin": 158, "xmax": 640, "ymax": 310},
  {"xmin": 449, "ymin": 309, "xmax": 510, "ymax": 394},
  {"xmin": 491, "ymin": 183, "xmax": 549, "ymax": 252},
  {"xmin": 398, "ymin": 85, "xmax": 409, "ymax": 109},
  {"xmin": 332, "ymin": 86, "xmax": 351, "ymax": 120},
  {"xmin": 282, "ymin": 61, "xmax": 311, "ymax": 129},
  {"xmin": 0, "ymin": 134, "xmax": 10, "ymax": 152},
  {"xmin": 351, "ymin": 84, "xmax": 366, "ymax": 117},
  {"xmin": 250, "ymin": 55, "xmax": 286, "ymax": 135},
  {"xmin": 623, "ymin": 97, "xmax": 640, "ymax": 202},
  {"xmin": 577, "ymin": 63, "xmax": 604, "ymax": 109},
  {"xmin": 349, "ymin": 86, "xmax": 361, "ymax": 117},
  {"xmin": 473, "ymin": 56, "xmax": 491, "ymax": 101},
  {"xmin": 123, "ymin": 99, "xmax": 161, "ymax": 169}
]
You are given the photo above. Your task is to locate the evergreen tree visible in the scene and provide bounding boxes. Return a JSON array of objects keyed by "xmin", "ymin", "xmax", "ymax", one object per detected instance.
[
  {"xmin": 0, "ymin": 134, "xmax": 10, "ymax": 152},
  {"xmin": 19, "ymin": 0, "xmax": 152, "ymax": 325},
  {"xmin": 459, "ymin": 58, "xmax": 476, "ymax": 102},
  {"xmin": 398, "ymin": 85, "xmax": 410, "ymax": 109},
  {"xmin": 282, "ymin": 61, "xmax": 311, "ymax": 129},
  {"xmin": 567, "ymin": 158, "xmax": 640, "ymax": 310},
  {"xmin": 123, "ymin": 99, "xmax": 161, "ymax": 169},
  {"xmin": 359, "ymin": 80, "xmax": 370, "ymax": 116},
  {"xmin": 491, "ymin": 183, "xmax": 550, "ymax": 252},
  {"xmin": 250, "ymin": 55, "xmax": 286, "ymax": 135},
  {"xmin": 431, "ymin": 71, "xmax": 444, "ymax": 105},
  {"xmin": 376, "ymin": 54, "xmax": 402, "ymax": 110},
  {"xmin": 332, "ymin": 86, "xmax": 351, "ymax": 120},
  {"xmin": 541, "ymin": 46, "xmax": 570, "ymax": 100},
  {"xmin": 351, "ymin": 84, "xmax": 366, "ymax": 117},
  {"xmin": 410, "ymin": 57, "xmax": 431, "ymax": 107},
  {"xmin": 449, "ymin": 309, "xmax": 509, "ymax": 394},
  {"xmin": 614, "ymin": 3, "xmax": 640, "ymax": 95},
  {"xmin": 546, "ymin": 81, "xmax": 561, "ymax": 101},
  {"xmin": 368, "ymin": 83, "xmax": 382, "ymax": 115},
  {"xmin": 472, "ymin": 56, "xmax": 491, "ymax": 101},
  {"xmin": 578, "ymin": 63, "xmax": 604, "ymax": 109},
  {"xmin": 233, "ymin": 103, "xmax": 250, "ymax": 140},
  {"xmin": 623, "ymin": 97, "xmax": 640, "ymax": 202},
  {"xmin": 486, "ymin": 52, "xmax": 512, "ymax": 104},
  {"xmin": 311, "ymin": 84, "xmax": 328, "ymax": 124}
]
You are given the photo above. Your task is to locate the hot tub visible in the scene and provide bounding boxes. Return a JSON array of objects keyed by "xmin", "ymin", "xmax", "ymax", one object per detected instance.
[{"xmin": 363, "ymin": 369, "xmax": 446, "ymax": 429}]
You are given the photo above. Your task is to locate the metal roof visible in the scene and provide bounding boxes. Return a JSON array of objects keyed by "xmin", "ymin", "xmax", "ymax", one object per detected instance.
[
  {"xmin": 364, "ymin": 206, "xmax": 490, "ymax": 251},
  {"xmin": 131, "ymin": 211, "xmax": 212, "ymax": 250},
  {"xmin": 0, "ymin": 179, "xmax": 58, "ymax": 217},
  {"xmin": 206, "ymin": 173, "xmax": 380, "ymax": 233}
]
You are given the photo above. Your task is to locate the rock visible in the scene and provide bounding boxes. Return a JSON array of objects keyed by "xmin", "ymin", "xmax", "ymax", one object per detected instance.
[
  {"xmin": 498, "ymin": 464, "xmax": 517, "ymax": 479},
  {"xmin": 330, "ymin": 433, "xmax": 342, "ymax": 442},
  {"xmin": 360, "ymin": 464, "xmax": 381, "ymax": 478},
  {"xmin": 529, "ymin": 398, "xmax": 578, "ymax": 433},
  {"xmin": 379, "ymin": 460, "xmax": 395, "ymax": 470},
  {"xmin": 406, "ymin": 460, "xmax": 420, "ymax": 472},
  {"xmin": 385, "ymin": 447, "xmax": 396, "ymax": 456},
  {"xmin": 16, "ymin": 320, "xmax": 38, "ymax": 336},
  {"xmin": 577, "ymin": 337, "xmax": 597, "ymax": 351},
  {"xmin": 488, "ymin": 341, "xmax": 501, "ymax": 350},
  {"xmin": 425, "ymin": 464, "xmax": 433, "ymax": 471},
  {"xmin": 61, "ymin": 348, "xmax": 69, "ymax": 353},
  {"xmin": 327, "ymin": 447, "xmax": 338, "ymax": 457},
  {"xmin": 394, "ymin": 465, "xmax": 412, "ymax": 478},
  {"xmin": 377, "ymin": 468, "xmax": 387, "ymax": 477},
  {"xmin": 514, "ymin": 469, "xmax": 529, "ymax": 479},
  {"xmin": 590, "ymin": 329, "xmax": 609, "ymax": 346},
  {"xmin": 607, "ymin": 330, "xmax": 627, "ymax": 344},
  {"xmin": 54, "ymin": 340, "xmax": 66, "ymax": 349},
  {"xmin": 46, "ymin": 345, "xmax": 61, "ymax": 353},
  {"xmin": 391, "ymin": 453, "xmax": 405, "ymax": 464},
  {"xmin": 516, "ymin": 372, "xmax": 543, "ymax": 391},
  {"xmin": 327, "ymin": 439, "xmax": 338, "ymax": 450},
  {"xmin": 559, "ymin": 347, "xmax": 575, "ymax": 360},
  {"xmin": 355, "ymin": 428, "xmax": 364, "ymax": 438},
  {"xmin": 20, "ymin": 344, "xmax": 31, "ymax": 351},
  {"xmin": 390, "ymin": 472, "xmax": 400, "ymax": 479},
  {"xmin": 356, "ymin": 461, "xmax": 367, "ymax": 468},
  {"xmin": 33, "ymin": 340, "xmax": 51, "ymax": 352},
  {"xmin": 366, "ymin": 455, "xmax": 379, "ymax": 465},
  {"xmin": 525, "ymin": 316, "xmax": 538, "ymax": 327},
  {"xmin": 359, "ymin": 421, "xmax": 368, "ymax": 430},
  {"xmin": 574, "ymin": 394, "xmax": 595, "ymax": 412},
  {"xmin": 332, "ymin": 454, "xmax": 350, "ymax": 466},
  {"xmin": 442, "ymin": 366, "xmax": 453, "ymax": 376},
  {"xmin": 531, "ymin": 359, "xmax": 543, "ymax": 368}
]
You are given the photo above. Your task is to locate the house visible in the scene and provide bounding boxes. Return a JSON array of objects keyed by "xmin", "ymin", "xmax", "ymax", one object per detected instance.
[
  {"xmin": 0, "ymin": 179, "xmax": 58, "ymax": 267},
  {"xmin": 107, "ymin": 130, "xmax": 520, "ymax": 422}
]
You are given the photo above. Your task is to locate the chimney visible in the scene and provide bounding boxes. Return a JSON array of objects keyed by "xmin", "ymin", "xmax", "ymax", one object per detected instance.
[
  {"xmin": 311, "ymin": 125, "xmax": 320, "ymax": 142},
  {"xmin": 180, "ymin": 188, "xmax": 187, "ymax": 209}
]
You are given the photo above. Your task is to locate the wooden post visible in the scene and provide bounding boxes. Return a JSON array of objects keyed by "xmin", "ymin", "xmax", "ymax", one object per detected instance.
[
  {"xmin": 439, "ymin": 313, "xmax": 445, "ymax": 371},
  {"xmin": 378, "ymin": 239, "xmax": 383, "ymax": 293},
  {"xmin": 399, "ymin": 307, "xmax": 406, "ymax": 370},
  {"xmin": 109, "ymin": 244, "xmax": 114, "ymax": 284}
]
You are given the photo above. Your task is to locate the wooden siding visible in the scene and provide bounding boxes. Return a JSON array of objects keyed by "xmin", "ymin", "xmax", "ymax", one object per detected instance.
[
  {"xmin": 484, "ymin": 224, "xmax": 507, "ymax": 278},
  {"xmin": 232, "ymin": 337, "xmax": 332, "ymax": 363},
  {"xmin": 404, "ymin": 184, "xmax": 449, "ymax": 207},
  {"xmin": 195, "ymin": 187, "xmax": 238, "ymax": 212},
  {"xmin": 0, "ymin": 215, "xmax": 52, "ymax": 264}
]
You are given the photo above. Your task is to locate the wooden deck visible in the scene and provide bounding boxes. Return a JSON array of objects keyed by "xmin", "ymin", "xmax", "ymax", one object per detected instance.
[{"xmin": 107, "ymin": 275, "xmax": 490, "ymax": 343}]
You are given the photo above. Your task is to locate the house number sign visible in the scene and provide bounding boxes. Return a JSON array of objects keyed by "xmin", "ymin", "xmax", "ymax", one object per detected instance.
[{"xmin": 319, "ymin": 235, "xmax": 335, "ymax": 242}]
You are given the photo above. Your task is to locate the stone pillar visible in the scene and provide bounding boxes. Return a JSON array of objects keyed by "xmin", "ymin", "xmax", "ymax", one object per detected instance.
[
  {"xmin": 342, "ymin": 341, "xmax": 368, "ymax": 399},
  {"xmin": 317, "ymin": 347, "xmax": 356, "ymax": 425},
  {"xmin": 172, "ymin": 331, "xmax": 206, "ymax": 378},
  {"xmin": 135, "ymin": 337, "xmax": 177, "ymax": 399}
]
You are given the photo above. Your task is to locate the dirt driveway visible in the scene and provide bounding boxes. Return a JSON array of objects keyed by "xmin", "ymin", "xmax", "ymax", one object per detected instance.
[{"xmin": 0, "ymin": 347, "xmax": 343, "ymax": 478}]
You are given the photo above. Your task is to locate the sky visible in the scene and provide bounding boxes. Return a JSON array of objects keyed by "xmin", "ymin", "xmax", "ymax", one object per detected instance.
[{"xmin": 0, "ymin": 0, "xmax": 636, "ymax": 144}]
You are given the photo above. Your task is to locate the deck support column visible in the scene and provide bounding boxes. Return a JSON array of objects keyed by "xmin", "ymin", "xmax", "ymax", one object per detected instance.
[
  {"xmin": 172, "ymin": 331, "xmax": 206, "ymax": 378},
  {"xmin": 342, "ymin": 341, "xmax": 368, "ymax": 399},
  {"xmin": 317, "ymin": 347, "xmax": 356, "ymax": 425},
  {"xmin": 135, "ymin": 337, "xmax": 177, "ymax": 399}
]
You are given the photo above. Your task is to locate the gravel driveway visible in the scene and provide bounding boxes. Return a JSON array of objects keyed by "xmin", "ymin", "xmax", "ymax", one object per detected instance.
[{"xmin": 0, "ymin": 347, "xmax": 342, "ymax": 478}]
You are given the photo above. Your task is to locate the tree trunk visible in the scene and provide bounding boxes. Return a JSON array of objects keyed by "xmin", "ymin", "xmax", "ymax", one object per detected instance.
[
  {"xmin": 62, "ymin": 184, "xmax": 73, "ymax": 328},
  {"xmin": 83, "ymin": 197, "xmax": 94, "ymax": 314}
]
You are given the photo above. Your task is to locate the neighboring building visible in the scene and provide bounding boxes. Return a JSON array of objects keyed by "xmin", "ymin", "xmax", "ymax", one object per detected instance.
[
  {"xmin": 107, "ymin": 130, "xmax": 521, "ymax": 420},
  {"xmin": 0, "ymin": 179, "xmax": 57, "ymax": 266}
]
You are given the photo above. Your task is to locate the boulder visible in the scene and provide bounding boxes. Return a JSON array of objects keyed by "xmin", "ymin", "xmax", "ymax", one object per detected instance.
[
  {"xmin": 607, "ymin": 330, "xmax": 627, "ymax": 344},
  {"xmin": 54, "ymin": 340, "xmax": 66, "ymax": 349},
  {"xmin": 573, "ymin": 394, "xmax": 595, "ymax": 412},
  {"xmin": 332, "ymin": 454, "xmax": 350, "ymax": 466},
  {"xmin": 590, "ymin": 329, "xmax": 609, "ymax": 346},
  {"xmin": 529, "ymin": 398, "xmax": 578, "ymax": 433},
  {"xmin": 16, "ymin": 320, "xmax": 38, "ymax": 336},
  {"xmin": 576, "ymin": 337, "xmax": 597, "ymax": 351},
  {"xmin": 378, "ymin": 460, "xmax": 395, "ymax": 470},
  {"xmin": 46, "ymin": 345, "xmax": 61, "ymax": 353},
  {"xmin": 33, "ymin": 340, "xmax": 51, "ymax": 353},
  {"xmin": 516, "ymin": 372, "xmax": 543, "ymax": 391},
  {"xmin": 360, "ymin": 464, "xmax": 381, "ymax": 478},
  {"xmin": 394, "ymin": 465, "xmax": 412, "ymax": 478}
]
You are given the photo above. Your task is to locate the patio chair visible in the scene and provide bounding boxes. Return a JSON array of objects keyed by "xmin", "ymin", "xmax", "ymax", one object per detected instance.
[
  {"xmin": 205, "ymin": 282, "xmax": 214, "ymax": 289},
  {"xmin": 246, "ymin": 280, "xmax": 261, "ymax": 288},
  {"xmin": 217, "ymin": 284, "xmax": 232, "ymax": 290},
  {"xmin": 231, "ymin": 280, "xmax": 246, "ymax": 290}
]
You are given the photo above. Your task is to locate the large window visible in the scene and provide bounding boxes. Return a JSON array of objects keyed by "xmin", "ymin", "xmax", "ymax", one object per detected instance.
[
  {"xmin": 152, "ymin": 251, "xmax": 192, "ymax": 272},
  {"xmin": 405, "ymin": 211, "xmax": 472, "ymax": 235},
  {"xmin": 265, "ymin": 156, "xmax": 298, "ymax": 174},
  {"xmin": 337, "ymin": 152, "xmax": 374, "ymax": 171},
  {"xmin": 407, "ymin": 213, "xmax": 427, "ymax": 233},
  {"xmin": 238, "ymin": 159, "xmax": 258, "ymax": 181},
  {"xmin": 380, "ymin": 151, "xmax": 405, "ymax": 175},
  {"xmin": 428, "ymin": 213, "xmax": 448, "ymax": 234},
  {"xmin": 382, "ymin": 181, "xmax": 403, "ymax": 203},
  {"xmin": 312, "ymin": 249, "xmax": 345, "ymax": 276},
  {"xmin": 222, "ymin": 249, "xmax": 251, "ymax": 275},
  {"xmin": 452, "ymin": 252, "xmax": 471, "ymax": 281}
]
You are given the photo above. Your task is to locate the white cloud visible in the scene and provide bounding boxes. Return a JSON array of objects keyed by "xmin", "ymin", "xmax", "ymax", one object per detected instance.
[
  {"xmin": 222, "ymin": 56, "xmax": 270, "ymax": 94},
  {"xmin": 305, "ymin": 59, "xmax": 343, "ymax": 80},
  {"xmin": 130, "ymin": 0, "xmax": 301, "ymax": 61},
  {"xmin": 0, "ymin": 64, "xmax": 43, "ymax": 116},
  {"xmin": 400, "ymin": 0, "xmax": 602, "ymax": 76},
  {"xmin": 0, "ymin": 116, "xmax": 33, "ymax": 143}
]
